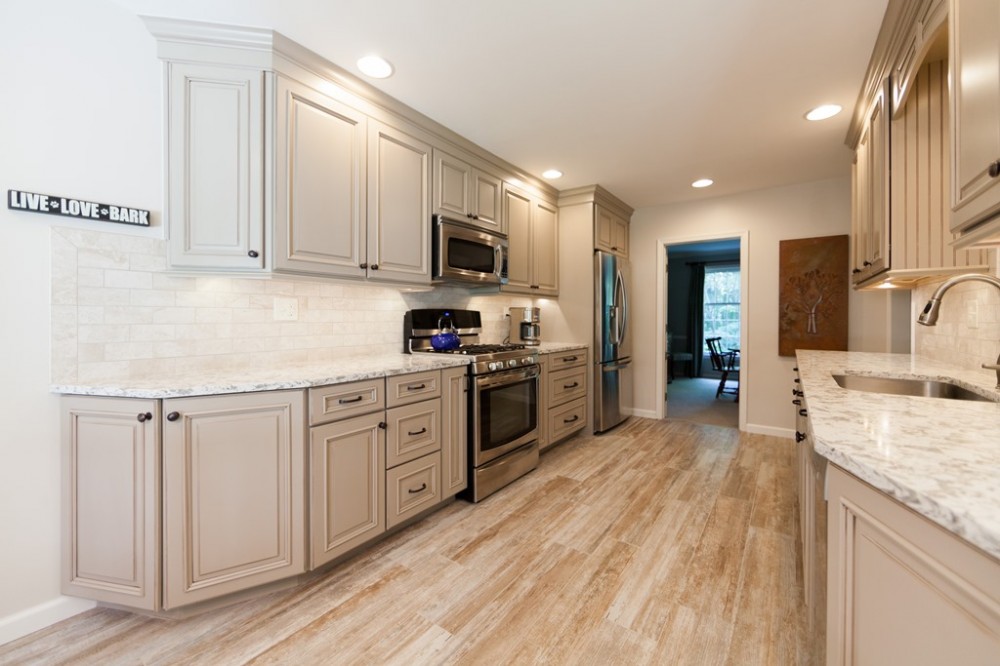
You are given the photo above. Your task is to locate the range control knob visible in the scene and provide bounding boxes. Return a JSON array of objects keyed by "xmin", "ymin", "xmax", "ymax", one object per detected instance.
[
  {"xmin": 488, "ymin": 362, "xmax": 498, "ymax": 371},
  {"xmin": 508, "ymin": 360, "xmax": 517, "ymax": 368}
]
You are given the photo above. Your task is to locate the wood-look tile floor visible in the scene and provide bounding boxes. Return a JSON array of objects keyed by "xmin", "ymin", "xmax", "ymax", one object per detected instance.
[{"xmin": 1, "ymin": 418, "xmax": 811, "ymax": 665}]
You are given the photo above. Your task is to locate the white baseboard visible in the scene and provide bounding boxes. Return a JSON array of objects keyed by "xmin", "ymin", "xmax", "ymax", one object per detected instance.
[
  {"xmin": 745, "ymin": 423, "xmax": 795, "ymax": 439},
  {"xmin": 0, "ymin": 596, "xmax": 95, "ymax": 646},
  {"xmin": 629, "ymin": 407, "xmax": 658, "ymax": 419}
]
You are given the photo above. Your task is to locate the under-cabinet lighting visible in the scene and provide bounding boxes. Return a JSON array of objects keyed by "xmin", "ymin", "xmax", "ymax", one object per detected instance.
[
  {"xmin": 691, "ymin": 178, "xmax": 714, "ymax": 188},
  {"xmin": 805, "ymin": 104, "xmax": 842, "ymax": 121},
  {"xmin": 357, "ymin": 55, "xmax": 393, "ymax": 79}
]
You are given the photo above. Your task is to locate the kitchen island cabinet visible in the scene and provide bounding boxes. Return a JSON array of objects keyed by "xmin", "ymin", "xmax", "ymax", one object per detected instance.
[{"xmin": 794, "ymin": 350, "xmax": 1000, "ymax": 662}]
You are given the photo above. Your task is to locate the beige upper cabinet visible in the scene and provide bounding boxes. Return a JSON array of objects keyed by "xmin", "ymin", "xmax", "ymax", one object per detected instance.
[
  {"xmin": 848, "ymin": 3, "xmax": 990, "ymax": 289},
  {"xmin": 273, "ymin": 75, "xmax": 367, "ymax": 279},
  {"xmin": 502, "ymin": 183, "xmax": 559, "ymax": 296},
  {"xmin": 851, "ymin": 81, "xmax": 890, "ymax": 285},
  {"xmin": 432, "ymin": 148, "xmax": 504, "ymax": 233},
  {"xmin": 167, "ymin": 63, "xmax": 265, "ymax": 271},
  {"xmin": 62, "ymin": 396, "xmax": 161, "ymax": 611},
  {"xmin": 367, "ymin": 120, "xmax": 433, "ymax": 284},
  {"xmin": 949, "ymin": 0, "xmax": 1000, "ymax": 241},
  {"xmin": 595, "ymin": 205, "xmax": 629, "ymax": 258},
  {"xmin": 162, "ymin": 390, "xmax": 306, "ymax": 609}
]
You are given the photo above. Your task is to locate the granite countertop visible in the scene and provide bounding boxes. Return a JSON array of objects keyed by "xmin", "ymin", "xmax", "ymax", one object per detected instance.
[
  {"xmin": 536, "ymin": 342, "xmax": 589, "ymax": 354},
  {"xmin": 52, "ymin": 353, "xmax": 471, "ymax": 399},
  {"xmin": 796, "ymin": 350, "xmax": 1000, "ymax": 560}
]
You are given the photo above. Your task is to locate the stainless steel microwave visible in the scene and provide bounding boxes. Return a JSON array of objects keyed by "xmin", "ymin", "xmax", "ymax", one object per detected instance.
[{"xmin": 433, "ymin": 215, "xmax": 509, "ymax": 285}]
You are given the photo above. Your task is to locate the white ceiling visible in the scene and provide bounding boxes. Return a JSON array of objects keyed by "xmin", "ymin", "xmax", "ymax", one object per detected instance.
[{"xmin": 117, "ymin": 0, "xmax": 890, "ymax": 209}]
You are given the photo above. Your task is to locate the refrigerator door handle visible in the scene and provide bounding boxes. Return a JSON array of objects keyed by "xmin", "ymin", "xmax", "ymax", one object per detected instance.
[{"xmin": 616, "ymin": 270, "xmax": 628, "ymax": 346}]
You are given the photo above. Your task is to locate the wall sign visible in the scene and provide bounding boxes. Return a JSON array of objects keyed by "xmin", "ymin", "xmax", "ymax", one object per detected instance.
[
  {"xmin": 778, "ymin": 234, "xmax": 849, "ymax": 356},
  {"xmin": 7, "ymin": 189, "xmax": 150, "ymax": 227}
]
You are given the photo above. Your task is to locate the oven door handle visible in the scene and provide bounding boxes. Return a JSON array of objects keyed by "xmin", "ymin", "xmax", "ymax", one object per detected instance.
[{"xmin": 475, "ymin": 365, "xmax": 539, "ymax": 389}]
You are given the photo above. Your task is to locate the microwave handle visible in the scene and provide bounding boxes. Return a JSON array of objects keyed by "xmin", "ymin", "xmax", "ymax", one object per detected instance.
[{"xmin": 494, "ymin": 244, "xmax": 503, "ymax": 281}]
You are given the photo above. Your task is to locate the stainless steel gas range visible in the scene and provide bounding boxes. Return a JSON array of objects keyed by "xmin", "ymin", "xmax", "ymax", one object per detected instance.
[{"xmin": 404, "ymin": 308, "xmax": 539, "ymax": 502}]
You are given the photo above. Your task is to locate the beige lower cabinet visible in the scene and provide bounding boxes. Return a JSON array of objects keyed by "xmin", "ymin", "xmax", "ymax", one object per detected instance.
[
  {"xmin": 540, "ymin": 349, "xmax": 588, "ymax": 450},
  {"xmin": 162, "ymin": 390, "xmax": 306, "ymax": 609},
  {"xmin": 826, "ymin": 465, "xmax": 1000, "ymax": 664},
  {"xmin": 440, "ymin": 366, "xmax": 468, "ymax": 497},
  {"xmin": 62, "ymin": 396, "xmax": 161, "ymax": 610},
  {"xmin": 386, "ymin": 451, "xmax": 441, "ymax": 529},
  {"xmin": 384, "ymin": 378, "xmax": 443, "ymax": 529},
  {"xmin": 309, "ymin": 411, "xmax": 385, "ymax": 569}
]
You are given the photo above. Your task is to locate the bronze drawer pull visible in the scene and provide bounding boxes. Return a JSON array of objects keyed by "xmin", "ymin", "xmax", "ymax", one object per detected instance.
[
  {"xmin": 408, "ymin": 483, "xmax": 427, "ymax": 494},
  {"xmin": 563, "ymin": 382, "xmax": 579, "ymax": 389},
  {"xmin": 563, "ymin": 356, "xmax": 578, "ymax": 362},
  {"xmin": 407, "ymin": 427, "xmax": 427, "ymax": 436},
  {"xmin": 339, "ymin": 395, "xmax": 364, "ymax": 404},
  {"xmin": 406, "ymin": 383, "xmax": 427, "ymax": 391},
  {"xmin": 563, "ymin": 415, "xmax": 580, "ymax": 424}
]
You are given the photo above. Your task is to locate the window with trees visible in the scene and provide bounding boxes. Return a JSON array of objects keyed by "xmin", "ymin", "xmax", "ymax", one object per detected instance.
[{"xmin": 704, "ymin": 264, "xmax": 740, "ymax": 350}]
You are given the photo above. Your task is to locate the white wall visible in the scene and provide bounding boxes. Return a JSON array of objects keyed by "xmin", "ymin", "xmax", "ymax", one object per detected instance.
[{"xmin": 630, "ymin": 177, "xmax": 895, "ymax": 435}]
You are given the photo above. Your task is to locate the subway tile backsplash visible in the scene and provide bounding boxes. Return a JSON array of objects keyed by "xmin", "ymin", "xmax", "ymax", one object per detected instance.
[
  {"xmin": 913, "ymin": 260, "xmax": 1000, "ymax": 374},
  {"xmin": 51, "ymin": 227, "xmax": 536, "ymax": 384}
]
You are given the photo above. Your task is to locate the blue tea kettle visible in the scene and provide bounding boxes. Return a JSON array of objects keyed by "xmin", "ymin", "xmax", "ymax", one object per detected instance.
[{"xmin": 431, "ymin": 314, "xmax": 460, "ymax": 350}]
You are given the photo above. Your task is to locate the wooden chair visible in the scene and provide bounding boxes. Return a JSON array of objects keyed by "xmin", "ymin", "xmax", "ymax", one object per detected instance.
[{"xmin": 706, "ymin": 337, "xmax": 739, "ymax": 400}]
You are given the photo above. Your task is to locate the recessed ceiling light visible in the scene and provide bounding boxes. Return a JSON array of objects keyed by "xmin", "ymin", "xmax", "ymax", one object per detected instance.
[
  {"xmin": 542, "ymin": 169, "xmax": 563, "ymax": 179},
  {"xmin": 691, "ymin": 178, "xmax": 714, "ymax": 188},
  {"xmin": 357, "ymin": 55, "xmax": 393, "ymax": 79},
  {"xmin": 805, "ymin": 104, "xmax": 842, "ymax": 121}
]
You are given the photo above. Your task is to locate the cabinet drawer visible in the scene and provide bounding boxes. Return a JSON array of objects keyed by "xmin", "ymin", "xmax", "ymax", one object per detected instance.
[
  {"xmin": 386, "ymin": 398, "xmax": 441, "ymax": 468},
  {"xmin": 548, "ymin": 397, "xmax": 586, "ymax": 443},
  {"xmin": 548, "ymin": 366, "xmax": 587, "ymax": 406},
  {"xmin": 309, "ymin": 379, "xmax": 383, "ymax": 425},
  {"xmin": 547, "ymin": 350, "xmax": 587, "ymax": 370},
  {"xmin": 387, "ymin": 370, "xmax": 441, "ymax": 408},
  {"xmin": 386, "ymin": 452, "xmax": 441, "ymax": 529}
]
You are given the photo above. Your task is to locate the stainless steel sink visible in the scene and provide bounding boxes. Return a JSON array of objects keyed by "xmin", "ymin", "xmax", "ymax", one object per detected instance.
[{"xmin": 832, "ymin": 374, "xmax": 998, "ymax": 402}]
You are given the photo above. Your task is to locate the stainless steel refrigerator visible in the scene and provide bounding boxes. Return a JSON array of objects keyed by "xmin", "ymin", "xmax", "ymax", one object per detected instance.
[{"xmin": 594, "ymin": 250, "xmax": 631, "ymax": 433}]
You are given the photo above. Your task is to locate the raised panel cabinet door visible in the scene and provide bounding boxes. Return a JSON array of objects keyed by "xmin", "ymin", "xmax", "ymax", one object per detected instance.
[
  {"xmin": 273, "ymin": 76, "xmax": 367, "ymax": 278},
  {"xmin": 502, "ymin": 184, "xmax": 533, "ymax": 292},
  {"xmin": 595, "ymin": 205, "xmax": 615, "ymax": 253},
  {"xmin": 531, "ymin": 199, "xmax": 559, "ymax": 295},
  {"xmin": 167, "ymin": 63, "xmax": 264, "ymax": 270},
  {"xmin": 867, "ymin": 83, "xmax": 890, "ymax": 278},
  {"xmin": 440, "ymin": 366, "xmax": 468, "ymax": 496},
  {"xmin": 612, "ymin": 216, "xmax": 629, "ymax": 258},
  {"xmin": 368, "ymin": 121, "xmax": 432, "ymax": 284},
  {"xmin": 827, "ymin": 466, "xmax": 1000, "ymax": 664},
  {"xmin": 950, "ymin": 0, "xmax": 1000, "ymax": 232},
  {"xmin": 433, "ymin": 149, "xmax": 472, "ymax": 219},
  {"xmin": 62, "ymin": 396, "xmax": 160, "ymax": 610},
  {"xmin": 309, "ymin": 412, "xmax": 385, "ymax": 569},
  {"xmin": 162, "ymin": 390, "xmax": 306, "ymax": 609},
  {"xmin": 471, "ymin": 168, "xmax": 503, "ymax": 233}
]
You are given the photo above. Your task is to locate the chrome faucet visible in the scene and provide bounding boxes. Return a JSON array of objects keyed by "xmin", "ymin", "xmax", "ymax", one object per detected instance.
[{"xmin": 917, "ymin": 273, "xmax": 1000, "ymax": 388}]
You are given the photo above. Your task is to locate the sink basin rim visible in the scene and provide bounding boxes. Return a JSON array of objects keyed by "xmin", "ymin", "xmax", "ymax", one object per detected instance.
[{"xmin": 831, "ymin": 373, "xmax": 997, "ymax": 402}]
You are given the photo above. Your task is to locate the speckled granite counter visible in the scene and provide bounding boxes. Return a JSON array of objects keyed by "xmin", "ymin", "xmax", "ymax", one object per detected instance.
[
  {"xmin": 536, "ymin": 342, "xmax": 589, "ymax": 354},
  {"xmin": 52, "ymin": 353, "xmax": 471, "ymax": 399},
  {"xmin": 796, "ymin": 350, "xmax": 1000, "ymax": 559}
]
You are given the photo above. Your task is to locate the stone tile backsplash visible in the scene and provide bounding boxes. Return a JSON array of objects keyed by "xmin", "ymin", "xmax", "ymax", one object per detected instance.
[
  {"xmin": 913, "ymin": 259, "xmax": 1000, "ymax": 375},
  {"xmin": 51, "ymin": 228, "xmax": 537, "ymax": 384}
]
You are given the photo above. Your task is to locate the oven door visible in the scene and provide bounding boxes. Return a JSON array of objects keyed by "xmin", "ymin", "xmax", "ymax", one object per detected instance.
[{"xmin": 472, "ymin": 365, "xmax": 539, "ymax": 467}]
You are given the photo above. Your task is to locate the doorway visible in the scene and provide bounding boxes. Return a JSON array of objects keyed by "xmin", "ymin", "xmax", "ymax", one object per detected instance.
[{"xmin": 656, "ymin": 232, "xmax": 749, "ymax": 430}]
